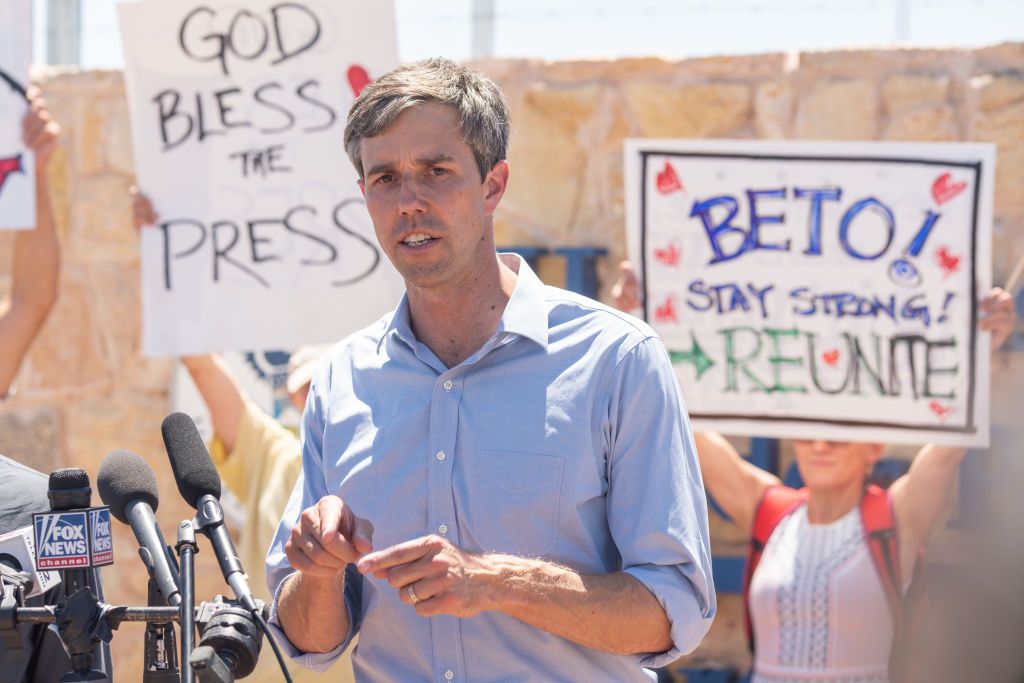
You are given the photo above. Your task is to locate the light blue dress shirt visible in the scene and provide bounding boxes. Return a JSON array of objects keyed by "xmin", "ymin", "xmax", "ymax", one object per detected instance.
[{"xmin": 266, "ymin": 255, "xmax": 716, "ymax": 682}]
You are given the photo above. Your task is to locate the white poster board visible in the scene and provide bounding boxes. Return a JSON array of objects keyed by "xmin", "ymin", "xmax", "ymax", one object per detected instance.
[
  {"xmin": 119, "ymin": 0, "xmax": 404, "ymax": 356},
  {"xmin": 0, "ymin": 0, "xmax": 34, "ymax": 230},
  {"xmin": 626, "ymin": 139, "xmax": 994, "ymax": 446}
]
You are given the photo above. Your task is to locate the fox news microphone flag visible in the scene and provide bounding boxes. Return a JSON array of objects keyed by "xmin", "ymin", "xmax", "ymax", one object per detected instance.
[{"xmin": 32, "ymin": 506, "xmax": 114, "ymax": 570}]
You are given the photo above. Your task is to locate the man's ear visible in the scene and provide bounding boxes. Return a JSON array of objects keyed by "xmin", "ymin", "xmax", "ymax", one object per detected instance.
[
  {"xmin": 482, "ymin": 160, "xmax": 510, "ymax": 216},
  {"xmin": 357, "ymin": 178, "xmax": 366, "ymax": 197}
]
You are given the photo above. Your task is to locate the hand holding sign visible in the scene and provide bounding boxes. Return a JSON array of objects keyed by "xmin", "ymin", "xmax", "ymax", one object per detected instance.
[{"xmin": 22, "ymin": 87, "xmax": 60, "ymax": 166}]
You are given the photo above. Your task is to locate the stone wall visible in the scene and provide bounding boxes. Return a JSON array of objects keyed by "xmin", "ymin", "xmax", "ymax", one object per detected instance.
[{"xmin": 1, "ymin": 43, "xmax": 1022, "ymax": 678}]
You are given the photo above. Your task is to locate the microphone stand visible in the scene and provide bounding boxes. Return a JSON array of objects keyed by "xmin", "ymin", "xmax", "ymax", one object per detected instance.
[
  {"xmin": 176, "ymin": 520, "xmax": 198, "ymax": 683},
  {"xmin": 142, "ymin": 579, "xmax": 179, "ymax": 682}
]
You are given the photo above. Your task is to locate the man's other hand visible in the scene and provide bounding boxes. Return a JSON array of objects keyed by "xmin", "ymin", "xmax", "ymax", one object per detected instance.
[
  {"xmin": 286, "ymin": 495, "xmax": 374, "ymax": 578},
  {"xmin": 357, "ymin": 535, "xmax": 498, "ymax": 618}
]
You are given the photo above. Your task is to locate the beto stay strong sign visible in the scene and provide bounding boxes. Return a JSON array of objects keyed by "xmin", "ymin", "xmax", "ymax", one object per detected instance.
[{"xmin": 626, "ymin": 139, "xmax": 994, "ymax": 447}]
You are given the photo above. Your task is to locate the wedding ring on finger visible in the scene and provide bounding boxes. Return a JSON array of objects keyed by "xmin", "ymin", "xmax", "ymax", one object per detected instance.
[{"xmin": 406, "ymin": 585, "xmax": 421, "ymax": 604}]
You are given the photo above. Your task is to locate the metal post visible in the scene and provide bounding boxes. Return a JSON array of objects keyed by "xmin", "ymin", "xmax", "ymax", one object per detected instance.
[
  {"xmin": 893, "ymin": 0, "xmax": 911, "ymax": 43},
  {"xmin": 46, "ymin": 0, "xmax": 81, "ymax": 66},
  {"xmin": 471, "ymin": 0, "xmax": 496, "ymax": 58}
]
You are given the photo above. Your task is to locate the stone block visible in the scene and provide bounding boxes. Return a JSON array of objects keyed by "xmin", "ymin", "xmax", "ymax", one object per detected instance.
[
  {"xmin": 975, "ymin": 43, "xmax": 1024, "ymax": 72},
  {"xmin": 87, "ymin": 262, "xmax": 175, "ymax": 396},
  {"xmin": 968, "ymin": 71, "xmax": 1024, "ymax": 112},
  {"xmin": 623, "ymin": 82, "xmax": 751, "ymax": 138},
  {"xmin": 794, "ymin": 78, "xmax": 878, "ymax": 140},
  {"xmin": 797, "ymin": 47, "xmax": 961, "ymax": 79},
  {"xmin": 67, "ymin": 175, "xmax": 138, "ymax": 263},
  {"xmin": 17, "ymin": 263, "xmax": 112, "ymax": 394},
  {"xmin": 755, "ymin": 80, "xmax": 795, "ymax": 138},
  {"xmin": 882, "ymin": 73, "xmax": 950, "ymax": 114},
  {"xmin": 503, "ymin": 84, "xmax": 600, "ymax": 239},
  {"xmin": 73, "ymin": 95, "xmax": 109, "ymax": 177},
  {"xmin": 969, "ymin": 100, "xmax": 1024, "ymax": 212},
  {"xmin": 883, "ymin": 104, "xmax": 958, "ymax": 141},
  {"xmin": 0, "ymin": 407, "xmax": 61, "ymax": 473},
  {"xmin": 105, "ymin": 91, "xmax": 137, "ymax": 177}
]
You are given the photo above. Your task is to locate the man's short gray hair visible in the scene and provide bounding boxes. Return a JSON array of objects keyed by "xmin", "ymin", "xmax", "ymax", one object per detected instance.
[{"xmin": 344, "ymin": 57, "xmax": 510, "ymax": 181}]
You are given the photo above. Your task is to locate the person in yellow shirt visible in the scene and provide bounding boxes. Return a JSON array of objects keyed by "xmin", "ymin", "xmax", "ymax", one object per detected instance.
[{"xmin": 133, "ymin": 192, "xmax": 353, "ymax": 683}]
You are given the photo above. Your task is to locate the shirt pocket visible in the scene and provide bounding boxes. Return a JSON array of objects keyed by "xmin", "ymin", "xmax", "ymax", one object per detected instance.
[{"xmin": 472, "ymin": 449, "xmax": 564, "ymax": 557}]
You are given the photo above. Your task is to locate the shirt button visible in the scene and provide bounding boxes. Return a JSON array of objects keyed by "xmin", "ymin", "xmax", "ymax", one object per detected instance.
[
  {"xmin": 443, "ymin": 380, "xmax": 453, "ymax": 391},
  {"xmin": 436, "ymin": 451, "xmax": 446, "ymax": 462},
  {"xmin": 444, "ymin": 672, "xmax": 454, "ymax": 681},
  {"xmin": 438, "ymin": 523, "xmax": 448, "ymax": 535}
]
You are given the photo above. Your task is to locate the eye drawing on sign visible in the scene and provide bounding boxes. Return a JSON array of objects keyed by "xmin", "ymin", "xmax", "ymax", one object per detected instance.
[{"xmin": 0, "ymin": 67, "xmax": 28, "ymax": 197}]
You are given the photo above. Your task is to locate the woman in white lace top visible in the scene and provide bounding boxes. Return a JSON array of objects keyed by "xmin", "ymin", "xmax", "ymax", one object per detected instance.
[{"xmin": 612, "ymin": 261, "xmax": 1015, "ymax": 682}]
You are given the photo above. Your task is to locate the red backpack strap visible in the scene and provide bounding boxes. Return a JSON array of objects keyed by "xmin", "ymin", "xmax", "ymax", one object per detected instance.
[
  {"xmin": 744, "ymin": 485, "xmax": 808, "ymax": 651},
  {"xmin": 861, "ymin": 484, "xmax": 902, "ymax": 624}
]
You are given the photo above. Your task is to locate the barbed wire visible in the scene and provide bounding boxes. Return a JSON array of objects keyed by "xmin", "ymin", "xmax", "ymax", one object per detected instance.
[{"xmin": 399, "ymin": 0, "xmax": 1022, "ymax": 24}]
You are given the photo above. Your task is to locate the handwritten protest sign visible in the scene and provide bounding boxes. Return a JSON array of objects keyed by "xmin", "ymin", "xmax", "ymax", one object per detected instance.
[
  {"xmin": 119, "ymin": 0, "xmax": 403, "ymax": 356},
  {"xmin": 626, "ymin": 139, "xmax": 994, "ymax": 446},
  {"xmin": 0, "ymin": 0, "xmax": 34, "ymax": 230}
]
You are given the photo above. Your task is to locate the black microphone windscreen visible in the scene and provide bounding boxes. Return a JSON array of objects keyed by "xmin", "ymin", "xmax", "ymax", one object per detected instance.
[
  {"xmin": 49, "ymin": 467, "xmax": 89, "ymax": 490},
  {"xmin": 48, "ymin": 467, "xmax": 92, "ymax": 510},
  {"xmin": 97, "ymin": 450, "xmax": 160, "ymax": 524},
  {"xmin": 161, "ymin": 412, "xmax": 221, "ymax": 507}
]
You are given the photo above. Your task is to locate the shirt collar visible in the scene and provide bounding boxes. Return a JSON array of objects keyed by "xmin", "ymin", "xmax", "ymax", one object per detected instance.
[
  {"xmin": 495, "ymin": 253, "xmax": 549, "ymax": 350},
  {"xmin": 381, "ymin": 253, "xmax": 550, "ymax": 353}
]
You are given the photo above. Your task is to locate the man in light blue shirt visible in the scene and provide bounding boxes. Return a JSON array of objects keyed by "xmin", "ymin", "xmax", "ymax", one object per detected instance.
[{"xmin": 266, "ymin": 57, "xmax": 715, "ymax": 682}]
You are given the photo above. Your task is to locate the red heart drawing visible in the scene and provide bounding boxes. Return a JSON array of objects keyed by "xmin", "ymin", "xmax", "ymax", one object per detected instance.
[
  {"xmin": 935, "ymin": 246, "xmax": 961, "ymax": 278},
  {"xmin": 822, "ymin": 349, "xmax": 840, "ymax": 366},
  {"xmin": 929, "ymin": 401, "xmax": 955, "ymax": 422},
  {"xmin": 654, "ymin": 295, "xmax": 678, "ymax": 324},
  {"xmin": 0, "ymin": 154, "xmax": 24, "ymax": 194},
  {"xmin": 931, "ymin": 172, "xmax": 967, "ymax": 206},
  {"xmin": 347, "ymin": 65, "xmax": 372, "ymax": 97},
  {"xmin": 654, "ymin": 243, "xmax": 681, "ymax": 267},
  {"xmin": 656, "ymin": 161, "xmax": 683, "ymax": 195}
]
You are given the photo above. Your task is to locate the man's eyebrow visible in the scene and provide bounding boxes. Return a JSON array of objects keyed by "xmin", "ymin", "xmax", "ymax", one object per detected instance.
[
  {"xmin": 364, "ymin": 154, "xmax": 456, "ymax": 179},
  {"xmin": 416, "ymin": 153, "xmax": 456, "ymax": 167},
  {"xmin": 365, "ymin": 162, "xmax": 396, "ymax": 178}
]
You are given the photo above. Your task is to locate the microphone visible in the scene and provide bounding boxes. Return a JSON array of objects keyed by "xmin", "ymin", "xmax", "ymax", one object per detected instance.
[
  {"xmin": 161, "ymin": 412, "xmax": 258, "ymax": 613},
  {"xmin": 97, "ymin": 450, "xmax": 182, "ymax": 607},
  {"xmin": 45, "ymin": 468, "xmax": 97, "ymax": 596},
  {"xmin": 39, "ymin": 467, "xmax": 112, "ymax": 681}
]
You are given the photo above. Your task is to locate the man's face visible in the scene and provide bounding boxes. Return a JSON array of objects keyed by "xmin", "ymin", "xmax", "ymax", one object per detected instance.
[
  {"xmin": 358, "ymin": 102, "xmax": 508, "ymax": 292},
  {"xmin": 792, "ymin": 439, "xmax": 884, "ymax": 492}
]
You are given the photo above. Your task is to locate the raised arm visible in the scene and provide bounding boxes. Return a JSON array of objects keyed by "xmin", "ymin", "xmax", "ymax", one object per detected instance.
[
  {"xmin": 180, "ymin": 354, "xmax": 245, "ymax": 454},
  {"xmin": 695, "ymin": 432, "xmax": 780, "ymax": 536},
  {"xmin": 0, "ymin": 89, "xmax": 61, "ymax": 397},
  {"xmin": 890, "ymin": 287, "xmax": 1015, "ymax": 577}
]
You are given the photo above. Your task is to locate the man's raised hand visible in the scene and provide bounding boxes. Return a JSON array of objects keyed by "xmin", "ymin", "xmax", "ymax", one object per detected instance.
[{"xmin": 285, "ymin": 495, "xmax": 374, "ymax": 578}]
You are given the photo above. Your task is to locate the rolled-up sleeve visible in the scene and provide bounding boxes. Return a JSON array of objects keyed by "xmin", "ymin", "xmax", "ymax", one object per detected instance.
[
  {"xmin": 264, "ymin": 366, "xmax": 360, "ymax": 670},
  {"xmin": 605, "ymin": 336, "xmax": 716, "ymax": 667}
]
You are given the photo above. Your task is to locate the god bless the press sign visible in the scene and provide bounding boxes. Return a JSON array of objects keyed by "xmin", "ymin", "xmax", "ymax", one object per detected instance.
[
  {"xmin": 119, "ymin": 0, "xmax": 404, "ymax": 356},
  {"xmin": 625, "ymin": 140, "xmax": 994, "ymax": 446}
]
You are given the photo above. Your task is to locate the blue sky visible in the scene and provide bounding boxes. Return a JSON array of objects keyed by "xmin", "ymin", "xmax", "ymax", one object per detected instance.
[{"xmin": 32, "ymin": 0, "xmax": 1024, "ymax": 68}]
